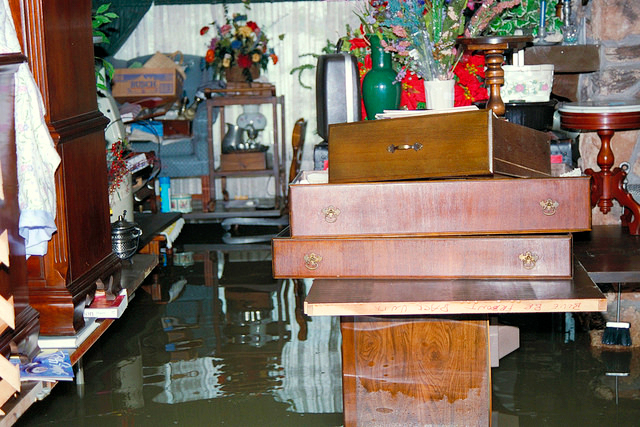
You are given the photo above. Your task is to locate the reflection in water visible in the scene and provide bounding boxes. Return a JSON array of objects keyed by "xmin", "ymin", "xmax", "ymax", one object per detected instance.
[
  {"xmin": 125, "ymin": 249, "xmax": 344, "ymax": 412},
  {"xmin": 13, "ymin": 237, "xmax": 640, "ymax": 426},
  {"xmin": 15, "ymin": 247, "xmax": 345, "ymax": 426}
]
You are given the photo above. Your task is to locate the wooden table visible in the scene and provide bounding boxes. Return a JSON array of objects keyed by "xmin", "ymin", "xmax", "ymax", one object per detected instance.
[
  {"xmin": 305, "ymin": 261, "xmax": 605, "ymax": 426},
  {"xmin": 573, "ymin": 225, "xmax": 640, "ymax": 284},
  {"xmin": 559, "ymin": 101, "xmax": 640, "ymax": 235}
]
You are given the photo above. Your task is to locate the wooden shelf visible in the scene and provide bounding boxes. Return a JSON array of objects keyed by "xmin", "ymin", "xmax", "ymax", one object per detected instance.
[
  {"xmin": 212, "ymin": 168, "xmax": 273, "ymax": 177},
  {"xmin": 205, "ymin": 84, "xmax": 286, "ymax": 215},
  {"xmin": 305, "ymin": 260, "xmax": 605, "ymax": 317}
]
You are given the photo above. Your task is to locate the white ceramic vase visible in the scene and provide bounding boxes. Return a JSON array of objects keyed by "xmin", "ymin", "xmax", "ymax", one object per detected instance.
[{"xmin": 424, "ymin": 79, "xmax": 455, "ymax": 110}]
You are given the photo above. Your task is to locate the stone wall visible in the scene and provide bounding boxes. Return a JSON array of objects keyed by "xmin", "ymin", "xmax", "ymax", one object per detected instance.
[{"xmin": 578, "ymin": 0, "xmax": 640, "ymax": 225}]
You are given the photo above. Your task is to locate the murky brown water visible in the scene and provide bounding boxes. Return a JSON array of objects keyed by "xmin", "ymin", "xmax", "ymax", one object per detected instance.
[{"xmin": 14, "ymin": 225, "xmax": 640, "ymax": 426}]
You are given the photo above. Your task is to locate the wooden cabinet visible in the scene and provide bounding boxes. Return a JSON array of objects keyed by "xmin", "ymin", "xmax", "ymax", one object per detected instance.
[
  {"xmin": 8, "ymin": 0, "xmax": 121, "ymax": 335},
  {"xmin": 200, "ymin": 84, "xmax": 286, "ymax": 218}
]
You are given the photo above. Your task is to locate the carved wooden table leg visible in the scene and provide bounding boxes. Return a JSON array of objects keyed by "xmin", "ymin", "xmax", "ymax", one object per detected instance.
[
  {"xmin": 484, "ymin": 48, "xmax": 507, "ymax": 117},
  {"xmin": 458, "ymin": 36, "xmax": 532, "ymax": 117}
]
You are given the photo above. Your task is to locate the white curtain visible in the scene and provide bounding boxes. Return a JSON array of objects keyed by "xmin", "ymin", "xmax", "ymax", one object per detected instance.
[{"xmin": 116, "ymin": 1, "xmax": 360, "ymax": 199}]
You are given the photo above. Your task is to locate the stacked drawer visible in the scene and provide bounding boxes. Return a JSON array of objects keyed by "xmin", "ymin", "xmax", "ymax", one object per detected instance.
[
  {"xmin": 273, "ymin": 171, "xmax": 591, "ymax": 280},
  {"xmin": 273, "ymin": 109, "xmax": 592, "ymax": 281}
]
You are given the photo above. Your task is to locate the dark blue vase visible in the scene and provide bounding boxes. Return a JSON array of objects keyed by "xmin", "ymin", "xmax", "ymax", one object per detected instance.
[{"xmin": 361, "ymin": 35, "xmax": 401, "ymax": 120}]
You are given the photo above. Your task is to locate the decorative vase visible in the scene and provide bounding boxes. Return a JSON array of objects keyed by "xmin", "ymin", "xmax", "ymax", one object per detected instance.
[
  {"xmin": 423, "ymin": 79, "xmax": 455, "ymax": 110},
  {"xmin": 361, "ymin": 36, "xmax": 401, "ymax": 120},
  {"xmin": 225, "ymin": 64, "xmax": 260, "ymax": 83}
]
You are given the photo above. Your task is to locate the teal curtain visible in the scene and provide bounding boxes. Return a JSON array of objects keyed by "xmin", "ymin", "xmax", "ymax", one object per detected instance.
[
  {"xmin": 93, "ymin": 0, "xmax": 321, "ymax": 56},
  {"xmin": 93, "ymin": 1, "xmax": 154, "ymax": 57}
]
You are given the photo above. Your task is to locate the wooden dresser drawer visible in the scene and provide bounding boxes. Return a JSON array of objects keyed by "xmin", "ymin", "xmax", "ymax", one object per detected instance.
[
  {"xmin": 289, "ymin": 172, "xmax": 591, "ymax": 238},
  {"xmin": 328, "ymin": 109, "xmax": 551, "ymax": 183},
  {"xmin": 272, "ymin": 233, "xmax": 573, "ymax": 279}
]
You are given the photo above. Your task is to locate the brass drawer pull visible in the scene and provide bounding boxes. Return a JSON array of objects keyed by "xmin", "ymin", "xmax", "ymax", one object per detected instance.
[
  {"xmin": 518, "ymin": 251, "xmax": 539, "ymax": 270},
  {"xmin": 322, "ymin": 205, "xmax": 341, "ymax": 223},
  {"xmin": 387, "ymin": 142, "xmax": 423, "ymax": 153},
  {"xmin": 304, "ymin": 253, "xmax": 323, "ymax": 270},
  {"xmin": 540, "ymin": 199, "xmax": 559, "ymax": 216}
]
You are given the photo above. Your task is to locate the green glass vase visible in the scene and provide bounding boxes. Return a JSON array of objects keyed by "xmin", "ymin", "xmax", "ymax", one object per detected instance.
[{"xmin": 361, "ymin": 36, "xmax": 401, "ymax": 120}]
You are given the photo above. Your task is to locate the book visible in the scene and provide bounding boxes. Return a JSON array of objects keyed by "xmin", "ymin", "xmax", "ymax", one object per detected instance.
[
  {"xmin": 11, "ymin": 350, "xmax": 74, "ymax": 382},
  {"xmin": 374, "ymin": 105, "xmax": 479, "ymax": 119},
  {"xmin": 83, "ymin": 289, "xmax": 128, "ymax": 319},
  {"xmin": 38, "ymin": 318, "xmax": 99, "ymax": 349}
]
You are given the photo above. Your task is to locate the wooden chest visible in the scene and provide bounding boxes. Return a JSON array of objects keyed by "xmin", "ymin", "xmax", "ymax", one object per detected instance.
[
  {"xmin": 328, "ymin": 109, "xmax": 551, "ymax": 183},
  {"xmin": 272, "ymin": 232, "xmax": 573, "ymax": 279},
  {"xmin": 289, "ymin": 171, "xmax": 591, "ymax": 237}
]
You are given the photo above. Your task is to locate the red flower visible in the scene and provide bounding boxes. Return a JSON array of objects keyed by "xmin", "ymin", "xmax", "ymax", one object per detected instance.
[
  {"xmin": 349, "ymin": 37, "xmax": 368, "ymax": 49},
  {"xmin": 270, "ymin": 53, "xmax": 278, "ymax": 65},
  {"xmin": 200, "ymin": 26, "xmax": 209, "ymax": 36},
  {"xmin": 399, "ymin": 71, "xmax": 425, "ymax": 110},
  {"xmin": 237, "ymin": 54, "xmax": 252, "ymax": 68},
  {"xmin": 246, "ymin": 21, "xmax": 259, "ymax": 32},
  {"xmin": 205, "ymin": 48, "xmax": 215, "ymax": 63}
]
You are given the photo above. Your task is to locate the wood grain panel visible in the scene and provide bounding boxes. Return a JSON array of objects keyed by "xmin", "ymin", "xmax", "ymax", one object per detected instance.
[
  {"xmin": 341, "ymin": 316, "xmax": 490, "ymax": 426},
  {"xmin": 273, "ymin": 233, "xmax": 573, "ymax": 279},
  {"xmin": 289, "ymin": 173, "xmax": 591, "ymax": 237},
  {"xmin": 328, "ymin": 109, "xmax": 550, "ymax": 184},
  {"xmin": 304, "ymin": 260, "xmax": 606, "ymax": 316}
]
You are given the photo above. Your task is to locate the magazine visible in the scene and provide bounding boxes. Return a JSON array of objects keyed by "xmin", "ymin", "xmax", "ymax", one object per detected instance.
[{"xmin": 11, "ymin": 350, "xmax": 74, "ymax": 382}]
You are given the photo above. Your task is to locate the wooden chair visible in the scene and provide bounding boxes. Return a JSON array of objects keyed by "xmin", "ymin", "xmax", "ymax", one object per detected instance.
[{"xmin": 289, "ymin": 118, "xmax": 308, "ymax": 185}]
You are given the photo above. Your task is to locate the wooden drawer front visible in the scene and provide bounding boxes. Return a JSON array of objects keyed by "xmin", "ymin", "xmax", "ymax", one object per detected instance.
[
  {"xmin": 328, "ymin": 109, "xmax": 550, "ymax": 184},
  {"xmin": 289, "ymin": 176, "xmax": 591, "ymax": 237},
  {"xmin": 272, "ymin": 234, "xmax": 572, "ymax": 279}
]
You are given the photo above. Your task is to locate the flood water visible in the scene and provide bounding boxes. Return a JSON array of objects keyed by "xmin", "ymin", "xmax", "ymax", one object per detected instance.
[{"xmin": 14, "ymin": 224, "xmax": 640, "ymax": 426}]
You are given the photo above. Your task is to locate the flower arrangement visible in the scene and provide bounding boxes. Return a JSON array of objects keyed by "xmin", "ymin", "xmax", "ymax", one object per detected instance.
[
  {"xmin": 200, "ymin": 7, "xmax": 278, "ymax": 82},
  {"xmin": 353, "ymin": 0, "xmax": 522, "ymax": 81}
]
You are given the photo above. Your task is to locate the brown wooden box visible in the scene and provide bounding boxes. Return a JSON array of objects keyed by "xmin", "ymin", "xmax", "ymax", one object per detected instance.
[
  {"xmin": 272, "ymin": 232, "xmax": 573, "ymax": 279},
  {"xmin": 289, "ymin": 171, "xmax": 591, "ymax": 238},
  {"xmin": 219, "ymin": 152, "xmax": 267, "ymax": 171},
  {"xmin": 160, "ymin": 119, "xmax": 192, "ymax": 138},
  {"xmin": 328, "ymin": 109, "xmax": 551, "ymax": 183}
]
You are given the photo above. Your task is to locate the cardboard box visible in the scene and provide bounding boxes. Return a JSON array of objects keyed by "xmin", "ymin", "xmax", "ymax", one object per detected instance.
[{"xmin": 111, "ymin": 68, "xmax": 184, "ymax": 106}]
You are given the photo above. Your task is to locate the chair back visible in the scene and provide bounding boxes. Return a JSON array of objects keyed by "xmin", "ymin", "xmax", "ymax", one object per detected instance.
[{"xmin": 289, "ymin": 118, "xmax": 307, "ymax": 184}]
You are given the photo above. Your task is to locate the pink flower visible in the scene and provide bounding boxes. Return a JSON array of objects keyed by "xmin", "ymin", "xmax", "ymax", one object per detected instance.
[
  {"xmin": 391, "ymin": 25, "xmax": 407, "ymax": 38},
  {"xmin": 220, "ymin": 24, "xmax": 232, "ymax": 35},
  {"xmin": 515, "ymin": 84, "xmax": 525, "ymax": 92},
  {"xmin": 541, "ymin": 83, "xmax": 549, "ymax": 91}
]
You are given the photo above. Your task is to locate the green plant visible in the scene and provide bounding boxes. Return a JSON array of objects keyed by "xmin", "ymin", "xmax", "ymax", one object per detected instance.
[{"xmin": 92, "ymin": 3, "xmax": 118, "ymax": 91}]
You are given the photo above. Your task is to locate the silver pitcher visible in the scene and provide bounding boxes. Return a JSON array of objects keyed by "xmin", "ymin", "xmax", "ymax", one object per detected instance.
[{"xmin": 221, "ymin": 123, "xmax": 245, "ymax": 153}]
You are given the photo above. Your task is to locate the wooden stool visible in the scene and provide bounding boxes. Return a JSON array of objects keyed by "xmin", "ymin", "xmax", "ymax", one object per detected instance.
[{"xmin": 559, "ymin": 101, "xmax": 640, "ymax": 235}]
